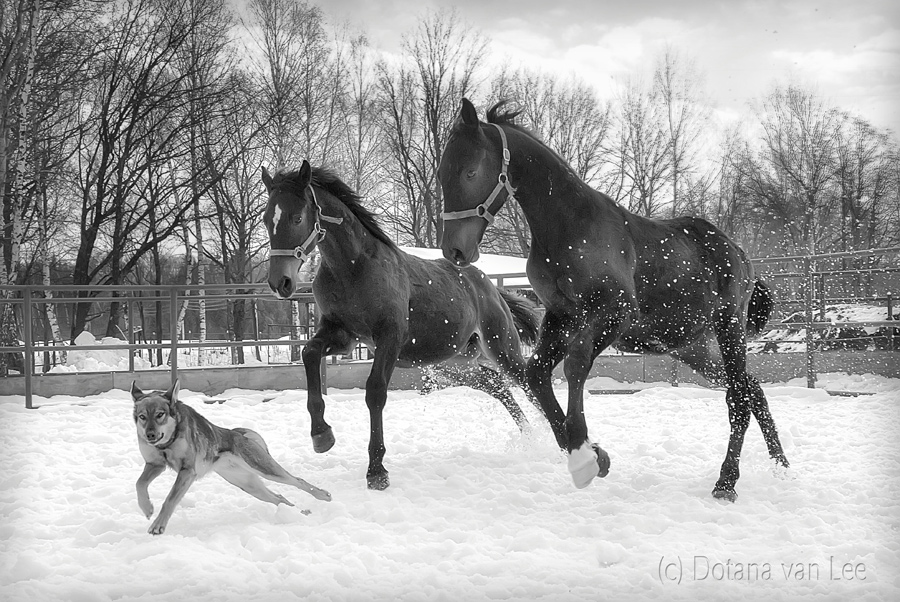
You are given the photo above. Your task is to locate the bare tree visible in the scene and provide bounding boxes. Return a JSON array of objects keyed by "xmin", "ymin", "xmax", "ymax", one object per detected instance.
[
  {"xmin": 376, "ymin": 8, "xmax": 486, "ymax": 247},
  {"xmin": 336, "ymin": 31, "xmax": 383, "ymax": 198},
  {"xmin": 488, "ymin": 68, "xmax": 612, "ymax": 256},
  {"xmin": 652, "ymin": 47, "xmax": 711, "ymax": 218},
  {"xmin": 0, "ymin": 0, "xmax": 40, "ymax": 372},
  {"xmin": 201, "ymin": 72, "xmax": 272, "ymax": 363},
  {"xmin": 67, "ymin": 0, "xmax": 236, "ymax": 339},
  {"xmin": 608, "ymin": 75, "xmax": 673, "ymax": 217},
  {"xmin": 834, "ymin": 116, "xmax": 899, "ymax": 251},
  {"xmin": 245, "ymin": 0, "xmax": 341, "ymax": 169},
  {"xmin": 749, "ymin": 83, "xmax": 845, "ymax": 255}
]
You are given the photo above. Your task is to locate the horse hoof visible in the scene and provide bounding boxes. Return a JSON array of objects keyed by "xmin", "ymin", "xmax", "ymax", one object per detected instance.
[
  {"xmin": 367, "ymin": 472, "xmax": 390, "ymax": 491},
  {"xmin": 311, "ymin": 428, "xmax": 335, "ymax": 453},
  {"xmin": 593, "ymin": 444, "xmax": 611, "ymax": 478},
  {"xmin": 568, "ymin": 441, "xmax": 609, "ymax": 489},
  {"xmin": 712, "ymin": 487, "xmax": 737, "ymax": 503}
]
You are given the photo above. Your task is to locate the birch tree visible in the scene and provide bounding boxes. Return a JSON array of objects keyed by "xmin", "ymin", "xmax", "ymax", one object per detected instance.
[{"xmin": 0, "ymin": 0, "xmax": 40, "ymax": 373}]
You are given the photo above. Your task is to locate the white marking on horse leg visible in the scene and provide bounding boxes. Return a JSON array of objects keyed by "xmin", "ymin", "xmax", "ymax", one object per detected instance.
[
  {"xmin": 272, "ymin": 203, "xmax": 283, "ymax": 235},
  {"xmin": 568, "ymin": 440, "xmax": 600, "ymax": 489}
]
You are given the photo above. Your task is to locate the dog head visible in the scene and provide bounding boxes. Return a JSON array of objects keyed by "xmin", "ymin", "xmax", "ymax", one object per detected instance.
[{"xmin": 132, "ymin": 380, "xmax": 180, "ymax": 447}]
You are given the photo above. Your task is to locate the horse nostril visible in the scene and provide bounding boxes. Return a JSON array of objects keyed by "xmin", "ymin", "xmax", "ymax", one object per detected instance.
[{"xmin": 278, "ymin": 276, "xmax": 293, "ymax": 299}]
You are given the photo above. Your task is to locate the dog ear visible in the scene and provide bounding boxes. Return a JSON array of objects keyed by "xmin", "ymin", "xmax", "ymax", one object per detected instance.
[
  {"xmin": 131, "ymin": 381, "xmax": 143, "ymax": 402},
  {"xmin": 165, "ymin": 379, "xmax": 180, "ymax": 406}
]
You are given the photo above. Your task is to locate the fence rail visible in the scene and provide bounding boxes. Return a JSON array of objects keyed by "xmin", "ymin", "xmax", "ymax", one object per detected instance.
[
  {"xmin": 2, "ymin": 248, "xmax": 898, "ymax": 408},
  {"xmin": 0, "ymin": 283, "xmax": 319, "ymax": 408}
]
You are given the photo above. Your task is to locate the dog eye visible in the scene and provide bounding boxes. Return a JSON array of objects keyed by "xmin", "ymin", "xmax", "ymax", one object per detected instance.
[
  {"xmin": 138, "ymin": 414, "xmax": 146, "ymax": 421},
  {"xmin": 156, "ymin": 411, "xmax": 165, "ymax": 420}
]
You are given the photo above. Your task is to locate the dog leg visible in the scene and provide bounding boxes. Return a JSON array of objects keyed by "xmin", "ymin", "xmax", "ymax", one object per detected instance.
[
  {"xmin": 233, "ymin": 428, "xmax": 269, "ymax": 453},
  {"xmin": 148, "ymin": 468, "xmax": 196, "ymax": 535},
  {"xmin": 135, "ymin": 461, "xmax": 166, "ymax": 519},
  {"xmin": 214, "ymin": 456, "xmax": 295, "ymax": 506},
  {"xmin": 234, "ymin": 436, "xmax": 332, "ymax": 502}
]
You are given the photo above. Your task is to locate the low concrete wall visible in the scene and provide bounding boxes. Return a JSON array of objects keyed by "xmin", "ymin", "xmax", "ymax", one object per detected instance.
[{"xmin": 1, "ymin": 352, "xmax": 897, "ymax": 400}]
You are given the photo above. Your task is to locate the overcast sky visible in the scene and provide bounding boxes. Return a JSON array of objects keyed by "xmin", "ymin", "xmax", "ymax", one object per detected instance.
[{"xmin": 321, "ymin": 0, "xmax": 900, "ymax": 134}]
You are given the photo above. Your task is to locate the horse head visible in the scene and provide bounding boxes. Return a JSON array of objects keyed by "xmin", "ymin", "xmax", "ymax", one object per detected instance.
[
  {"xmin": 263, "ymin": 159, "xmax": 322, "ymax": 299},
  {"xmin": 439, "ymin": 98, "xmax": 513, "ymax": 267}
]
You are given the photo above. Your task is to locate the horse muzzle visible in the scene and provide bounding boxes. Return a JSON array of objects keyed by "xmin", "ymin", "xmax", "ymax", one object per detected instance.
[
  {"xmin": 268, "ymin": 257, "xmax": 301, "ymax": 299},
  {"xmin": 441, "ymin": 220, "xmax": 484, "ymax": 267}
]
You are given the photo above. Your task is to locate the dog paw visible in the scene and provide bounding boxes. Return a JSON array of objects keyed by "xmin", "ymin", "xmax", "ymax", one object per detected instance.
[
  {"xmin": 148, "ymin": 519, "xmax": 167, "ymax": 535},
  {"xmin": 138, "ymin": 499, "xmax": 154, "ymax": 519}
]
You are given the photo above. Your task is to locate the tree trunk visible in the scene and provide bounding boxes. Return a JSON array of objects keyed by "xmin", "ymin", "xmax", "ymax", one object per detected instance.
[{"xmin": 0, "ymin": 0, "xmax": 40, "ymax": 374}]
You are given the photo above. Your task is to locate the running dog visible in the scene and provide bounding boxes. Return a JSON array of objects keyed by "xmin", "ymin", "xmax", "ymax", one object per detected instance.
[{"xmin": 132, "ymin": 380, "xmax": 331, "ymax": 535}]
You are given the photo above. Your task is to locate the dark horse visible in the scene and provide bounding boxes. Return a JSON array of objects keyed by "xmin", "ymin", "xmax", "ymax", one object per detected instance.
[
  {"xmin": 439, "ymin": 99, "xmax": 789, "ymax": 502},
  {"xmin": 263, "ymin": 160, "xmax": 542, "ymax": 490}
]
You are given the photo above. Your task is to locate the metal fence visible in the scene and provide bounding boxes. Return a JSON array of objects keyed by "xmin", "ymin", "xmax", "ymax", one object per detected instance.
[
  {"xmin": 0, "ymin": 283, "xmax": 318, "ymax": 408},
  {"xmin": 1, "ymin": 248, "xmax": 898, "ymax": 408},
  {"xmin": 753, "ymin": 247, "xmax": 899, "ymax": 387}
]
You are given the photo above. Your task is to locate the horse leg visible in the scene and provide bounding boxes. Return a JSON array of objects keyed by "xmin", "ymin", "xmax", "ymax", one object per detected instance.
[
  {"xmin": 673, "ymin": 339, "xmax": 790, "ymax": 477},
  {"xmin": 563, "ymin": 321, "xmax": 615, "ymax": 488},
  {"xmin": 476, "ymin": 326, "xmax": 542, "ymax": 431},
  {"xmin": 524, "ymin": 309, "xmax": 572, "ymax": 450},
  {"xmin": 747, "ymin": 375, "xmax": 789, "ymax": 469},
  {"xmin": 473, "ymin": 365, "xmax": 530, "ymax": 431},
  {"xmin": 710, "ymin": 306, "xmax": 766, "ymax": 502},
  {"xmin": 363, "ymin": 335, "xmax": 401, "ymax": 491},
  {"xmin": 301, "ymin": 320, "xmax": 352, "ymax": 453}
]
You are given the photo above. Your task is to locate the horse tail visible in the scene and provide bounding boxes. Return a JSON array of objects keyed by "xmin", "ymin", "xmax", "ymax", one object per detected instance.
[
  {"xmin": 747, "ymin": 279, "xmax": 774, "ymax": 336},
  {"xmin": 499, "ymin": 288, "xmax": 540, "ymax": 346}
]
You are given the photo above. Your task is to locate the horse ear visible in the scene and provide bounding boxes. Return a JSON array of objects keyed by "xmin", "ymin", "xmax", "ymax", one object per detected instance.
[
  {"xmin": 460, "ymin": 98, "xmax": 479, "ymax": 126},
  {"xmin": 131, "ymin": 381, "xmax": 143, "ymax": 402},
  {"xmin": 299, "ymin": 159, "xmax": 312, "ymax": 186},
  {"xmin": 261, "ymin": 166, "xmax": 274, "ymax": 191}
]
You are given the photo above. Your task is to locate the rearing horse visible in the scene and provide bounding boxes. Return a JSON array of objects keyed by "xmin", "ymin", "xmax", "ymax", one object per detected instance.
[
  {"xmin": 439, "ymin": 99, "xmax": 789, "ymax": 502},
  {"xmin": 263, "ymin": 160, "xmax": 542, "ymax": 490}
]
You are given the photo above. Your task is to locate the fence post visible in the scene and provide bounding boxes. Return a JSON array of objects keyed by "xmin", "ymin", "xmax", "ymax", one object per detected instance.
[
  {"xmin": 23, "ymin": 289, "xmax": 33, "ymax": 409},
  {"xmin": 127, "ymin": 295, "xmax": 134, "ymax": 373},
  {"xmin": 669, "ymin": 356, "xmax": 679, "ymax": 387},
  {"xmin": 169, "ymin": 288, "xmax": 178, "ymax": 388},
  {"xmin": 889, "ymin": 292, "xmax": 895, "ymax": 352},
  {"xmin": 804, "ymin": 256, "xmax": 816, "ymax": 389}
]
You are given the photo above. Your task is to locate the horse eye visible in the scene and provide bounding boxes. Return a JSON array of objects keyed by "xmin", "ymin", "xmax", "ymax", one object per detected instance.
[
  {"xmin": 292, "ymin": 214, "xmax": 303, "ymax": 225},
  {"xmin": 465, "ymin": 169, "xmax": 477, "ymax": 179}
]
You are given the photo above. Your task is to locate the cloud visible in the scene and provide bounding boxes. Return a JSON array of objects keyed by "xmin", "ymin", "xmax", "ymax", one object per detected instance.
[{"xmin": 320, "ymin": 0, "xmax": 900, "ymax": 133}]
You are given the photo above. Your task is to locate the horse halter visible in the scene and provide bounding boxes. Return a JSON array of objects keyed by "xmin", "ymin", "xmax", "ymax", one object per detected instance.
[
  {"xmin": 268, "ymin": 185, "xmax": 343, "ymax": 264},
  {"xmin": 441, "ymin": 123, "xmax": 516, "ymax": 225}
]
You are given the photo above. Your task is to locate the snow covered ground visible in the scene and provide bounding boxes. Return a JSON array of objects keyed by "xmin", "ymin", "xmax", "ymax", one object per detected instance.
[{"xmin": 1, "ymin": 373, "xmax": 898, "ymax": 602}]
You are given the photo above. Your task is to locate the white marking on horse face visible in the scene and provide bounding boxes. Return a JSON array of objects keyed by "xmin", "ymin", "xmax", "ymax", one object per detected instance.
[{"xmin": 272, "ymin": 204, "xmax": 283, "ymax": 235}]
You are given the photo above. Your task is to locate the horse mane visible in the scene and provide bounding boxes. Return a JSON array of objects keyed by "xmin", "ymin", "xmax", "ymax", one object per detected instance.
[
  {"xmin": 485, "ymin": 100, "xmax": 574, "ymax": 175},
  {"xmin": 486, "ymin": 100, "xmax": 523, "ymax": 127},
  {"xmin": 272, "ymin": 166, "xmax": 397, "ymax": 252}
]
